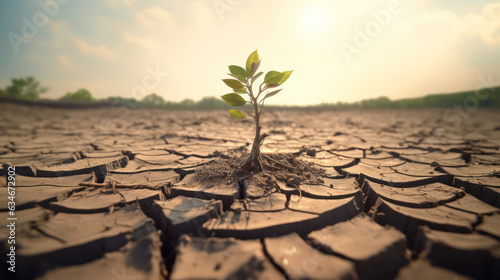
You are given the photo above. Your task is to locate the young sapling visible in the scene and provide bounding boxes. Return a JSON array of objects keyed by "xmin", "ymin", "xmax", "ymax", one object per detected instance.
[{"xmin": 220, "ymin": 50, "xmax": 292, "ymax": 171}]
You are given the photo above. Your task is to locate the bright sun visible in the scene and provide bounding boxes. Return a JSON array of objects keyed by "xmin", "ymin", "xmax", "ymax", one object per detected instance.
[{"xmin": 303, "ymin": 7, "xmax": 329, "ymax": 32}]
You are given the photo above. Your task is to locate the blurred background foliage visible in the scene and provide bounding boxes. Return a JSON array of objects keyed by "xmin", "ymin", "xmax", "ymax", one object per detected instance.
[
  {"xmin": 2, "ymin": 77, "xmax": 48, "ymax": 100},
  {"xmin": 1, "ymin": 76, "xmax": 499, "ymax": 110},
  {"xmin": 62, "ymin": 88, "xmax": 96, "ymax": 102}
]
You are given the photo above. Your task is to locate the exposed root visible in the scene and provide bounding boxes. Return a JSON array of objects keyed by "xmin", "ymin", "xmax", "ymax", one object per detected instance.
[{"xmin": 193, "ymin": 153, "xmax": 326, "ymax": 186}]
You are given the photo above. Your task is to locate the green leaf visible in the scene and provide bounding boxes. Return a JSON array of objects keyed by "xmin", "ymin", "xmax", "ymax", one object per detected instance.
[
  {"xmin": 228, "ymin": 65, "xmax": 248, "ymax": 81},
  {"xmin": 222, "ymin": 79, "xmax": 244, "ymax": 89},
  {"xmin": 245, "ymin": 50, "xmax": 259, "ymax": 73},
  {"xmin": 264, "ymin": 71, "xmax": 285, "ymax": 85},
  {"xmin": 251, "ymin": 71, "xmax": 264, "ymax": 83},
  {"xmin": 228, "ymin": 109, "xmax": 246, "ymax": 119},
  {"xmin": 264, "ymin": 89, "xmax": 282, "ymax": 99},
  {"xmin": 249, "ymin": 59, "xmax": 260, "ymax": 77},
  {"xmin": 233, "ymin": 87, "xmax": 247, "ymax": 94},
  {"xmin": 221, "ymin": 93, "xmax": 246, "ymax": 107},
  {"xmin": 279, "ymin": 70, "xmax": 293, "ymax": 85},
  {"xmin": 228, "ymin": 74, "xmax": 245, "ymax": 83}
]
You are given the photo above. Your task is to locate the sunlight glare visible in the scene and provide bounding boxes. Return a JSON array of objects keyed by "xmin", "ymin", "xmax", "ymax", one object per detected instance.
[{"xmin": 303, "ymin": 6, "xmax": 329, "ymax": 32}]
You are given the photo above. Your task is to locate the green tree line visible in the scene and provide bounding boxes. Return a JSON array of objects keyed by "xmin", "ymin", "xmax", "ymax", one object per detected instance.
[
  {"xmin": 1, "ymin": 76, "xmax": 499, "ymax": 109},
  {"xmin": 317, "ymin": 89, "xmax": 500, "ymax": 109}
]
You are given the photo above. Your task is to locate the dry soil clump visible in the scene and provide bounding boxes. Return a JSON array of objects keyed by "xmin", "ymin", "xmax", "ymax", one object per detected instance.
[{"xmin": 194, "ymin": 153, "xmax": 326, "ymax": 187}]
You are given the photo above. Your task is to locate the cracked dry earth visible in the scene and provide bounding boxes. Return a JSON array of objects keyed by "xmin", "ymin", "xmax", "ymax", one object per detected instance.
[{"xmin": 1, "ymin": 104, "xmax": 500, "ymax": 280}]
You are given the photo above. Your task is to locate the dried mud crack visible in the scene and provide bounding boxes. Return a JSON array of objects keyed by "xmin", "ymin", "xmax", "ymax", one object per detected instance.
[{"xmin": 1, "ymin": 104, "xmax": 500, "ymax": 280}]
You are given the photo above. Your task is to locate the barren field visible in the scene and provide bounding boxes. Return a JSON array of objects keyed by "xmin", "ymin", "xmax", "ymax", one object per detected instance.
[{"xmin": 1, "ymin": 103, "xmax": 500, "ymax": 280}]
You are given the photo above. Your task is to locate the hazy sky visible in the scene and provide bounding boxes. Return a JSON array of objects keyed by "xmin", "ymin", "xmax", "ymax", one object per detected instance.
[{"xmin": 1, "ymin": 0, "xmax": 499, "ymax": 105}]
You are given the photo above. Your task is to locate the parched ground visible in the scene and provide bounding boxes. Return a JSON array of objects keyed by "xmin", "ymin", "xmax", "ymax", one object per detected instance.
[{"xmin": 1, "ymin": 103, "xmax": 500, "ymax": 280}]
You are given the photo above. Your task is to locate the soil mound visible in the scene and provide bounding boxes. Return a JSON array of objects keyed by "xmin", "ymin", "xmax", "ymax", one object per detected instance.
[{"xmin": 194, "ymin": 153, "xmax": 326, "ymax": 187}]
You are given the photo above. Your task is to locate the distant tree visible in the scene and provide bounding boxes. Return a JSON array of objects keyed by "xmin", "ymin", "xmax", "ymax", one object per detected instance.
[
  {"xmin": 197, "ymin": 96, "xmax": 228, "ymax": 109},
  {"xmin": 360, "ymin": 96, "xmax": 392, "ymax": 109},
  {"xmin": 163, "ymin": 100, "xmax": 176, "ymax": 109},
  {"xmin": 63, "ymin": 88, "xmax": 95, "ymax": 102},
  {"xmin": 179, "ymin": 99, "xmax": 195, "ymax": 109},
  {"xmin": 0, "ymin": 88, "xmax": 7, "ymax": 96},
  {"xmin": 105, "ymin": 96, "xmax": 139, "ymax": 108},
  {"xmin": 6, "ymin": 77, "xmax": 48, "ymax": 100},
  {"xmin": 141, "ymin": 93, "xmax": 165, "ymax": 108}
]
